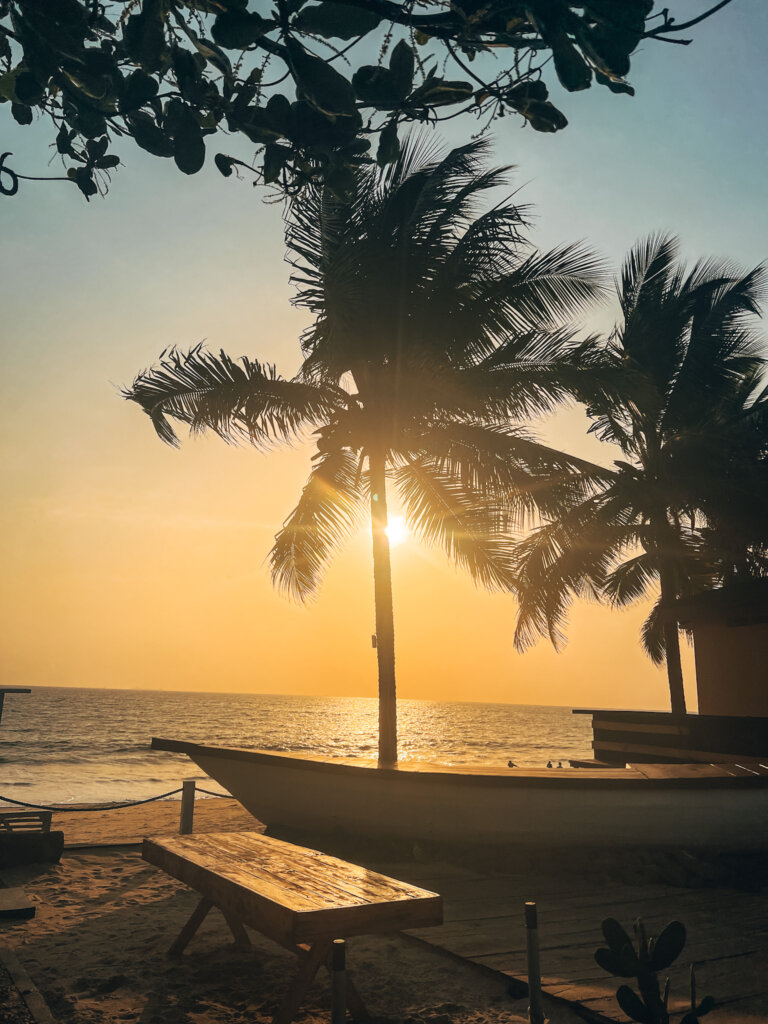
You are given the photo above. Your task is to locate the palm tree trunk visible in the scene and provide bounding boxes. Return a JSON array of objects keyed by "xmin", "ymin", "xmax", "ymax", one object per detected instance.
[
  {"xmin": 368, "ymin": 446, "xmax": 397, "ymax": 765},
  {"xmin": 659, "ymin": 567, "xmax": 687, "ymax": 716}
]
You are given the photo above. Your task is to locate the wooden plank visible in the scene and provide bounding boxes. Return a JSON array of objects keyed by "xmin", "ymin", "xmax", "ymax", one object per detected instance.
[
  {"xmin": 631, "ymin": 763, "xmax": 731, "ymax": 779},
  {"xmin": 0, "ymin": 945, "xmax": 55, "ymax": 1024},
  {"xmin": 594, "ymin": 721, "xmax": 685, "ymax": 736},
  {"xmin": 0, "ymin": 887, "xmax": 35, "ymax": 919},
  {"xmin": 596, "ymin": 739, "xmax": 768, "ymax": 764},
  {"xmin": 219, "ymin": 832, "xmax": 439, "ymax": 907}
]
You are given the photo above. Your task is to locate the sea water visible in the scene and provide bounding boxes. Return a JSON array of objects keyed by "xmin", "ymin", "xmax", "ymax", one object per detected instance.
[{"xmin": 0, "ymin": 686, "xmax": 592, "ymax": 806}]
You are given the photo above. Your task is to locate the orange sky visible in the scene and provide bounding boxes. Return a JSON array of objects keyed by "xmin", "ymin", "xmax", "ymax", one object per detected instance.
[{"xmin": 4, "ymin": 8, "xmax": 767, "ymax": 712}]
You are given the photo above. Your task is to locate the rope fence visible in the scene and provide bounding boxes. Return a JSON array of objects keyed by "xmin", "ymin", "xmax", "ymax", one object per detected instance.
[{"xmin": 0, "ymin": 783, "xmax": 232, "ymax": 813}]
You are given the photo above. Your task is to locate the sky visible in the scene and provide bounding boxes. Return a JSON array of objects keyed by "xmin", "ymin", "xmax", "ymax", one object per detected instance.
[{"xmin": 1, "ymin": 2, "xmax": 766, "ymax": 710}]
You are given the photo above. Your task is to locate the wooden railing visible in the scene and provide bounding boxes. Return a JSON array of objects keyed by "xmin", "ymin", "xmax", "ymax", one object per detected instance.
[{"xmin": 573, "ymin": 709, "xmax": 768, "ymax": 764}]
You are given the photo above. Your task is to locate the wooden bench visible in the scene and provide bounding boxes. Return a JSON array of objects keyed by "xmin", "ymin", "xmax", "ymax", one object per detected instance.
[
  {"xmin": 142, "ymin": 831, "xmax": 443, "ymax": 1024},
  {"xmin": 0, "ymin": 811, "xmax": 52, "ymax": 832}
]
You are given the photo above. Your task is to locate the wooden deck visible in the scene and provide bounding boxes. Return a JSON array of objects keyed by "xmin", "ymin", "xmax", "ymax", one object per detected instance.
[{"xmin": 369, "ymin": 858, "xmax": 768, "ymax": 1023}]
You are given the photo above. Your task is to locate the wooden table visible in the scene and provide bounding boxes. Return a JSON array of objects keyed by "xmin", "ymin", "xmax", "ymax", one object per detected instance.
[{"xmin": 142, "ymin": 831, "xmax": 443, "ymax": 1024}]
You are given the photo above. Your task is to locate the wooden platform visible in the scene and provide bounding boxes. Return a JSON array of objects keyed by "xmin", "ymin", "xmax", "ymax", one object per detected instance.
[{"xmin": 378, "ymin": 859, "xmax": 768, "ymax": 1023}]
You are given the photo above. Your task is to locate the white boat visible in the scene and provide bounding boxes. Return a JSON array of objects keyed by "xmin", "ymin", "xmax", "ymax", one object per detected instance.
[{"xmin": 152, "ymin": 738, "xmax": 768, "ymax": 848}]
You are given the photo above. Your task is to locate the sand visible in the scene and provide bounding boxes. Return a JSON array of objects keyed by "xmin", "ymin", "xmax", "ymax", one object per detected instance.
[{"xmin": 1, "ymin": 801, "xmax": 584, "ymax": 1024}]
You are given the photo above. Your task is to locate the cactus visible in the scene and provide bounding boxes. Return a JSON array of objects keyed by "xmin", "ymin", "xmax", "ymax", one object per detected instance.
[{"xmin": 595, "ymin": 918, "xmax": 715, "ymax": 1024}]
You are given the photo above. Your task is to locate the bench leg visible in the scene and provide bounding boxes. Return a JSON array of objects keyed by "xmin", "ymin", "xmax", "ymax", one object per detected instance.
[
  {"xmin": 344, "ymin": 976, "xmax": 370, "ymax": 1024},
  {"xmin": 223, "ymin": 912, "xmax": 252, "ymax": 949},
  {"xmin": 273, "ymin": 940, "xmax": 330, "ymax": 1024},
  {"xmin": 168, "ymin": 897, "xmax": 213, "ymax": 957}
]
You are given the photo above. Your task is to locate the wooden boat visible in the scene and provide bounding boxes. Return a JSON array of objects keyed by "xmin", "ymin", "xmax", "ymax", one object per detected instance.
[{"xmin": 152, "ymin": 738, "xmax": 768, "ymax": 849}]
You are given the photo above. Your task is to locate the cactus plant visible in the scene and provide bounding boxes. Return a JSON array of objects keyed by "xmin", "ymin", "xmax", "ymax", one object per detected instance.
[{"xmin": 595, "ymin": 918, "xmax": 715, "ymax": 1024}]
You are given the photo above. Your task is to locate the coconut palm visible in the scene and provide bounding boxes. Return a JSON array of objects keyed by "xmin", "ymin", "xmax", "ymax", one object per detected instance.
[
  {"xmin": 512, "ymin": 234, "xmax": 766, "ymax": 714},
  {"xmin": 125, "ymin": 138, "xmax": 608, "ymax": 762}
]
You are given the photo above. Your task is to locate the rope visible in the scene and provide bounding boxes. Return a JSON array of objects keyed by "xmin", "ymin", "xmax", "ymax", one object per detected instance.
[
  {"xmin": 0, "ymin": 788, "xmax": 183, "ymax": 812},
  {"xmin": 195, "ymin": 787, "xmax": 231, "ymax": 798}
]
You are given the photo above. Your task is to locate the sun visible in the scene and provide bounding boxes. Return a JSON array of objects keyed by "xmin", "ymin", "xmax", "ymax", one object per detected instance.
[{"xmin": 386, "ymin": 516, "xmax": 409, "ymax": 547}]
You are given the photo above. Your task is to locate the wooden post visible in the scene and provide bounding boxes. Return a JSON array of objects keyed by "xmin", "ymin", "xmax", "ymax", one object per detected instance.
[
  {"xmin": 525, "ymin": 901, "xmax": 545, "ymax": 1024},
  {"xmin": 180, "ymin": 779, "xmax": 196, "ymax": 835},
  {"xmin": 331, "ymin": 939, "xmax": 346, "ymax": 1024}
]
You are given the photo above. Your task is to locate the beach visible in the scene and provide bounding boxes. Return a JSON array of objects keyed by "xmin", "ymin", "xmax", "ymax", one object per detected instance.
[{"xmin": 1, "ymin": 799, "xmax": 584, "ymax": 1024}]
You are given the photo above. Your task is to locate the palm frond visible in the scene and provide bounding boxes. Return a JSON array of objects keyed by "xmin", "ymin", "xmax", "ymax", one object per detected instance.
[
  {"xmin": 270, "ymin": 447, "xmax": 366, "ymax": 601},
  {"xmin": 124, "ymin": 345, "xmax": 344, "ymax": 448},
  {"xmin": 393, "ymin": 458, "xmax": 517, "ymax": 592},
  {"xmin": 602, "ymin": 552, "xmax": 658, "ymax": 606},
  {"xmin": 640, "ymin": 596, "xmax": 666, "ymax": 664}
]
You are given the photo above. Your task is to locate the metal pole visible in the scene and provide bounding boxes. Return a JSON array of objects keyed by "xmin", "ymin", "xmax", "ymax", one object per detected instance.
[
  {"xmin": 180, "ymin": 779, "xmax": 196, "ymax": 835},
  {"xmin": 331, "ymin": 938, "xmax": 346, "ymax": 1024},
  {"xmin": 525, "ymin": 901, "xmax": 545, "ymax": 1024}
]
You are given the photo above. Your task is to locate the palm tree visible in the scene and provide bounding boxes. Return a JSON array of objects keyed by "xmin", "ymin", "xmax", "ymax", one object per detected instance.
[
  {"xmin": 512, "ymin": 234, "xmax": 766, "ymax": 715},
  {"xmin": 125, "ymin": 138, "xmax": 607, "ymax": 762}
]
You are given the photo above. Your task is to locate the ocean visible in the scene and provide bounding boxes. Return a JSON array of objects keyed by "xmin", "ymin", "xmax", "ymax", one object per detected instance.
[{"xmin": 0, "ymin": 686, "xmax": 593, "ymax": 806}]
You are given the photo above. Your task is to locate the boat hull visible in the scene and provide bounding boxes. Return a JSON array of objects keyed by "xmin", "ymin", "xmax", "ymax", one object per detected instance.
[{"xmin": 154, "ymin": 740, "xmax": 768, "ymax": 849}]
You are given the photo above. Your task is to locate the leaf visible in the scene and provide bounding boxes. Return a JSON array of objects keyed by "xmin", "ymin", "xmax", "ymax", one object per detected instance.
[
  {"xmin": 408, "ymin": 78, "xmax": 473, "ymax": 109},
  {"xmin": 86, "ymin": 136, "xmax": 109, "ymax": 162},
  {"xmin": 14, "ymin": 71, "xmax": 44, "ymax": 106},
  {"xmin": 649, "ymin": 921, "xmax": 686, "ymax": 971},
  {"xmin": 211, "ymin": 9, "xmax": 267, "ymax": 48},
  {"xmin": 263, "ymin": 142, "xmax": 288, "ymax": 184},
  {"xmin": 595, "ymin": 70, "xmax": 635, "ymax": 96},
  {"xmin": 0, "ymin": 69, "xmax": 20, "ymax": 103},
  {"xmin": 524, "ymin": 100, "xmax": 568, "ymax": 133},
  {"xmin": 616, "ymin": 985, "xmax": 652, "ymax": 1024},
  {"xmin": 126, "ymin": 112, "xmax": 174, "ymax": 157},
  {"xmin": 506, "ymin": 80, "xmax": 549, "ymax": 105},
  {"xmin": 389, "ymin": 40, "xmax": 414, "ymax": 99},
  {"xmin": 67, "ymin": 165, "xmax": 98, "ymax": 198},
  {"xmin": 214, "ymin": 152, "xmax": 234, "ymax": 176},
  {"xmin": 376, "ymin": 119, "xmax": 399, "ymax": 167},
  {"xmin": 72, "ymin": 107, "xmax": 108, "ymax": 139},
  {"xmin": 56, "ymin": 124, "xmax": 73, "ymax": 155},
  {"xmin": 695, "ymin": 995, "xmax": 716, "ymax": 1016},
  {"xmin": 95, "ymin": 154, "xmax": 120, "ymax": 169},
  {"xmin": 287, "ymin": 38, "xmax": 357, "ymax": 118},
  {"xmin": 325, "ymin": 162, "xmax": 355, "ymax": 198},
  {"xmin": 352, "ymin": 65, "xmax": 401, "ymax": 108},
  {"xmin": 119, "ymin": 69, "xmax": 159, "ymax": 113},
  {"xmin": 602, "ymin": 918, "xmax": 633, "ymax": 953},
  {"xmin": 11, "ymin": 102, "xmax": 33, "ymax": 125},
  {"xmin": 294, "ymin": 3, "xmax": 380, "ymax": 39},
  {"xmin": 122, "ymin": 6, "xmax": 167, "ymax": 74},
  {"xmin": 172, "ymin": 117, "xmax": 206, "ymax": 174}
]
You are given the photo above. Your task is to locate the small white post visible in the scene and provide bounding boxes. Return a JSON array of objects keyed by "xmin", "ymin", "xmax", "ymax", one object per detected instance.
[
  {"xmin": 180, "ymin": 779, "xmax": 196, "ymax": 835},
  {"xmin": 331, "ymin": 938, "xmax": 346, "ymax": 1024},
  {"xmin": 525, "ymin": 901, "xmax": 545, "ymax": 1024}
]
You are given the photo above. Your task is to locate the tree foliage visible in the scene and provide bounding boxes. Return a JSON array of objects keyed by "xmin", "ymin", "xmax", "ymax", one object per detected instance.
[
  {"xmin": 124, "ymin": 138, "xmax": 611, "ymax": 757},
  {"xmin": 0, "ymin": 1, "xmax": 734, "ymax": 198},
  {"xmin": 512, "ymin": 234, "xmax": 767, "ymax": 711}
]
